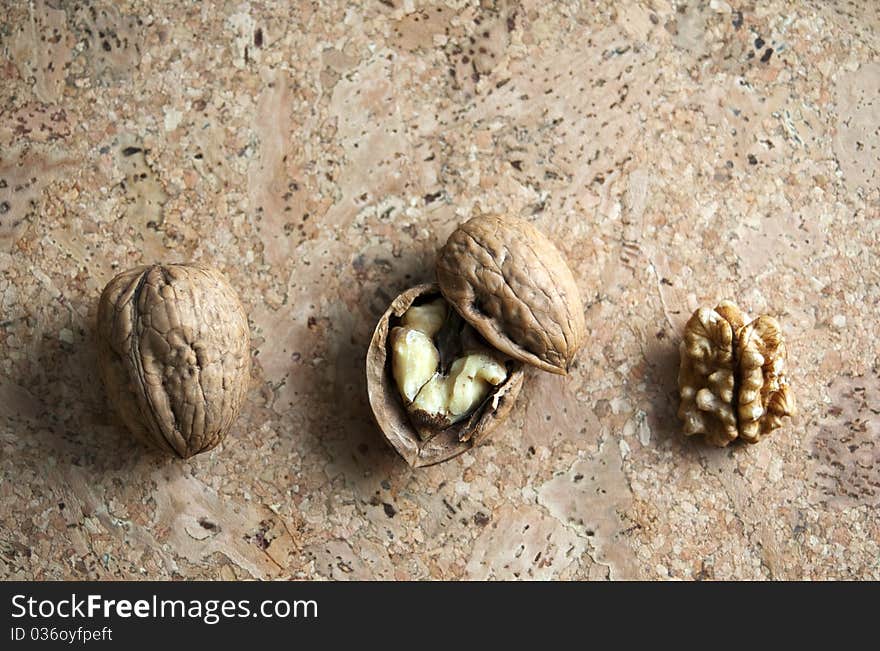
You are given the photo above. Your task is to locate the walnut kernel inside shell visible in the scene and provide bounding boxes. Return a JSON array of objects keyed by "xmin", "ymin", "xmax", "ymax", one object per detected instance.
[
  {"xmin": 390, "ymin": 297, "xmax": 509, "ymax": 439},
  {"xmin": 366, "ymin": 284, "xmax": 524, "ymax": 468}
]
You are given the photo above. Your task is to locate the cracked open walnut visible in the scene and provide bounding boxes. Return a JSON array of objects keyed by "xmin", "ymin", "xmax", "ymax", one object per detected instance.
[
  {"xmin": 678, "ymin": 300, "xmax": 795, "ymax": 446},
  {"xmin": 367, "ymin": 285, "xmax": 525, "ymax": 467},
  {"xmin": 366, "ymin": 214, "xmax": 585, "ymax": 467}
]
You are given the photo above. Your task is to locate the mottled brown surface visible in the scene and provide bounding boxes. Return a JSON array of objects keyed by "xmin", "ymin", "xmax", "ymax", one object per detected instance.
[{"xmin": 1, "ymin": 0, "xmax": 878, "ymax": 580}]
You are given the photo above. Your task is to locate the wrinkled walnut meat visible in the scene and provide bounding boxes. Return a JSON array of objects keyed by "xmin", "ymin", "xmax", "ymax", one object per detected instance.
[
  {"xmin": 97, "ymin": 263, "xmax": 251, "ymax": 458},
  {"xmin": 390, "ymin": 297, "xmax": 509, "ymax": 438},
  {"xmin": 678, "ymin": 300, "xmax": 795, "ymax": 446}
]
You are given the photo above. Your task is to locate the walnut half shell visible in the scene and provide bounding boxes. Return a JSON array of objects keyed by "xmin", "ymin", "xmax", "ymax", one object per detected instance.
[
  {"xmin": 436, "ymin": 214, "xmax": 586, "ymax": 375},
  {"xmin": 678, "ymin": 300, "xmax": 795, "ymax": 446},
  {"xmin": 97, "ymin": 263, "xmax": 251, "ymax": 458},
  {"xmin": 366, "ymin": 284, "xmax": 524, "ymax": 467}
]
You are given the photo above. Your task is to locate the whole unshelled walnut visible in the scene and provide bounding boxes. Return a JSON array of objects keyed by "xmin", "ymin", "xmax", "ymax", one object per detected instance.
[
  {"xmin": 367, "ymin": 214, "xmax": 585, "ymax": 467},
  {"xmin": 97, "ymin": 263, "xmax": 251, "ymax": 458},
  {"xmin": 678, "ymin": 300, "xmax": 795, "ymax": 446}
]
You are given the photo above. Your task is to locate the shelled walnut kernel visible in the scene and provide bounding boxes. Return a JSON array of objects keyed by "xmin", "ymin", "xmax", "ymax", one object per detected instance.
[{"xmin": 678, "ymin": 300, "xmax": 795, "ymax": 446}]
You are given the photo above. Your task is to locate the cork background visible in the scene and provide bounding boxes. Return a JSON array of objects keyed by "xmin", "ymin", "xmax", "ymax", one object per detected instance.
[{"xmin": 1, "ymin": 0, "xmax": 878, "ymax": 580}]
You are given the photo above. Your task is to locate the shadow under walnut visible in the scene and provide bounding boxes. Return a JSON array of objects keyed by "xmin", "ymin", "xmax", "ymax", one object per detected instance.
[{"xmin": 9, "ymin": 295, "xmax": 155, "ymax": 474}]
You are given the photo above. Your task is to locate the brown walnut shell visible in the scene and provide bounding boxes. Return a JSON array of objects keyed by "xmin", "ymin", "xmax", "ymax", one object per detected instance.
[
  {"xmin": 436, "ymin": 214, "xmax": 586, "ymax": 375},
  {"xmin": 366, "ymin": 284, "xmax": 524, "ymax": 467},
  {"xmin": 97, "ymin": 263, "xmax": 251, "ymax": 458}
]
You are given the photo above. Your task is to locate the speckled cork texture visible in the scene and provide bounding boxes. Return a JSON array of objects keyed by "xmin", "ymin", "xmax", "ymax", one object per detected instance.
[{"xmin": 1, "ymin": 1, "xmax": 878, "ymax": 580}]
